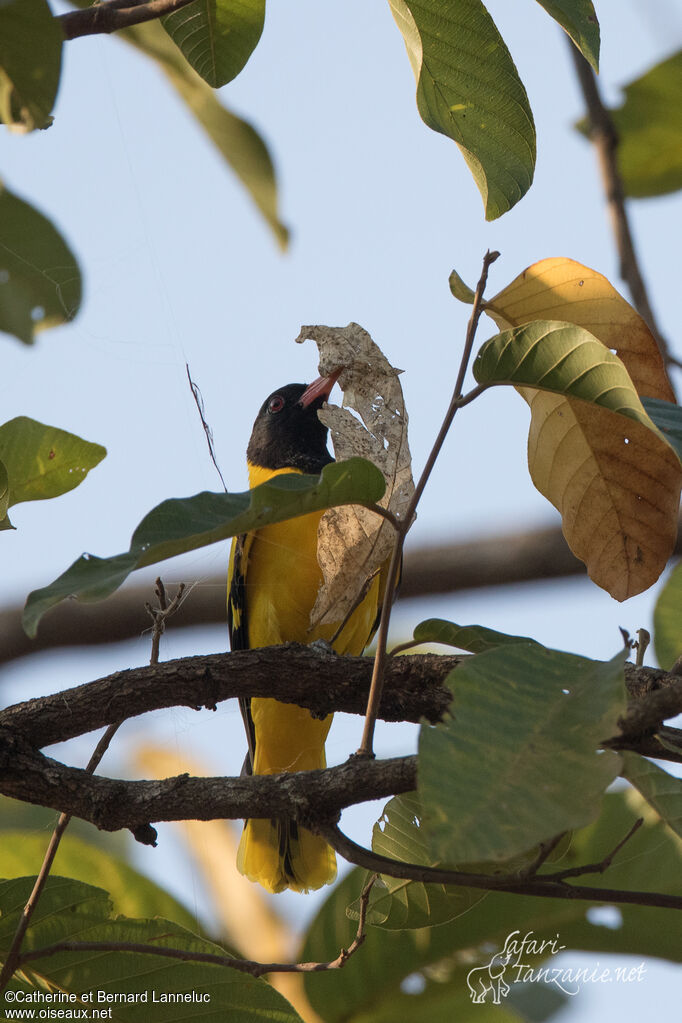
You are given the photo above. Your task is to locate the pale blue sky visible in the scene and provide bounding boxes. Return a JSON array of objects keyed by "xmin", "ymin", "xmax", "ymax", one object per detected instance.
[{"xmin": 2, "ymin": 1, "xmax": 682, "ymax": 1017}]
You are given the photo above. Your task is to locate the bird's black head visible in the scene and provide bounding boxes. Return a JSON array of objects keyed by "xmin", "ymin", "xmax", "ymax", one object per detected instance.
[{"xmin": 246, "ymin": 381, "xmax": 334, "ymax": 473}]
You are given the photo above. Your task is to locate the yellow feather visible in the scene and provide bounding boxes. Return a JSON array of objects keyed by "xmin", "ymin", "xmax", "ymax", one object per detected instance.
[{"xmin": 230, "ymin": 463, "xmax": 381, "ymax": 892}]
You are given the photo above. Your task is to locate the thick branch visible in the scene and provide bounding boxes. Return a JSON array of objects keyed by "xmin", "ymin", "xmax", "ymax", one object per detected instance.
[
  {"xmin": 2, "ymin": 649, "xmax": 682, "ymax": 762},
  {"xmin": 59, "ymin": 0, "xmax": 196, "ymax": 40},
  {"xmin": 0, "ymin": 730, "xmax": 416, "ymax": 835},
  {"xmin": 0, "ymin": 645, "xmax": 457, "ymax": 750}
]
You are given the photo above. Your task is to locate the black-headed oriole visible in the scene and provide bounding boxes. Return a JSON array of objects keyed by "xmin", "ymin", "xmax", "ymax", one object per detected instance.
[{"xmin": 227, "ymin": 374, "xmax": 385, "ymax": 893}]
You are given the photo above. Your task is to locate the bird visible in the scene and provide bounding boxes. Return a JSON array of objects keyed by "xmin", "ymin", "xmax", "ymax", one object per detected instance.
[{"xmin": 227, "ymin": 373, "xmax": 386, "ymax": 893}]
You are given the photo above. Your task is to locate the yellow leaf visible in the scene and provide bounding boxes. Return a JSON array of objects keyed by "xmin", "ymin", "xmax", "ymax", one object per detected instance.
[
  {"xmin": 479, "ymin": 259, "xmax": 681, "ymax": 600},
  {"xmin": 485, "ymin": 256, "xmax": 674, "ymax": 401}
]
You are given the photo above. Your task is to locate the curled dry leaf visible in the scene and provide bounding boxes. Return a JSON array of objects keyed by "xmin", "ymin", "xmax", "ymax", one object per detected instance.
[
  {"xmin": 295, "ymin": 323, "xmax": 414, "ymax": 629},
  {"xmin": 483, "ymin": 257, "xmax": 681, "ymax": 600}
]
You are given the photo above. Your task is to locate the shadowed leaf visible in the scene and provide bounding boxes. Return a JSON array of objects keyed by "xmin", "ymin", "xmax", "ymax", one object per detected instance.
[
  {"xmin": 653, "ymin": 560, "xmax": 682, "ymax": 670},
  {"xmin": 0, "ymin": 0, "xmax": 62, "ymax": 132},
  {"xmin": 413, "ymin": 618, "xmax": 539, "ymax": 653},
  {"xmin": 0, "ymin": 182, "xmax": 82, "ymax": 344},
  {"xmin": 418, "ymin": 645, "xmax": 625, "ymax": 863},
  {"xmin": 22, "ymin": 458, "xmax": 385, "ymax": 636},
  {"xmin": 162, "ymin": 0, "xmax": 265, "ymax": 88},
  {"xmin": 534, "ymin": 0, "xmax": 599, "ymax": 71},
  {"xmin": 577, "ymin": 50, "xmax": 682, "ymax": 198},
  {"xmin": 621, "ymin": 753, "xmax": 682, "ymax": 840},
  {"xmin": 388, "ymin": 0, "xmax": 535, "ymax": 220}
]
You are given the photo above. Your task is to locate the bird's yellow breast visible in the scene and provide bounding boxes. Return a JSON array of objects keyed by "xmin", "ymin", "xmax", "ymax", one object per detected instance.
[{"xmin": 240, "ymin": 463, "xmax": 379, "ymax": 654}]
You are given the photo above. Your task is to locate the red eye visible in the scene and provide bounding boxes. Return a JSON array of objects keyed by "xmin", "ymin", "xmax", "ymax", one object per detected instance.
[{"xmin": 268, "ymin": 395, "xmax": 285, "ymax": 413}]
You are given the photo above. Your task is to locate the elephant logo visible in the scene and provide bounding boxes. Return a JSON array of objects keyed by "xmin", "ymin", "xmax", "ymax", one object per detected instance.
[{"xmin": 466, "ymin": 949, "xmax": 514, "ymax": 1004}]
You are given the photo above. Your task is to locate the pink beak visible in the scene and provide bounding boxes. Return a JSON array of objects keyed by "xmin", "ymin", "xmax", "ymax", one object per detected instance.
[{"xmin": 298, "ymin": 368, "xmax": 342, "ymax": 408}]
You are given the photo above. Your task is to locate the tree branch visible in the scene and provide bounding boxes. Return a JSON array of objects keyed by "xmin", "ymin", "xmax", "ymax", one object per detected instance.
[
  {"xmin": 0, "ymin": 732, "xmax": 417, "ymax": 838},
  {"xmin": 319, "ymin": 822, "xmax": 682, "ymax": 912},
  {"xmin": 569, "ymin": 41, "xmax": 675, "ymax": 373},
  {"xmin": 58, "ymin": 0, "xmax": 197, "ymax": 40}
]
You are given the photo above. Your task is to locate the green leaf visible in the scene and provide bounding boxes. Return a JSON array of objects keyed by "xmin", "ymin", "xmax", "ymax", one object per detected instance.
[
  {"xmin": 0, "ymin": 458, "xmax": 10, "ymax": 528},
  {"xmin": 0, "ymin": 416, "xmax": 105, "ymax": 509},
  {"xmin": 0, "ymin": 0, "xmax": 62, "ymax": 132},
  {"xmin": 0, "ymin": 182, "xmax": 82, "ymax": 343},
  {"xmin": 353, "ymin": 794, "xmax": 483, "ymax": 928},
  {"xmin": 162, "ymin": 0, "xmax": 265, "ymax": 88},
  {"xmin": 123, "ymin": 20, "xmax": 288, "ymax": 248},
  {"xmin": 388, "ymin": 0, "xmax": 535, "ymax": 220},
  {"xmin": 533, "ymin": 0, "xmax": 599, "ymax": 71},
  {"xmin": 653, "ymin": 560, "xmax": 682, "ymax": 669},
  {"xmin": 474, "ymin": 320, "xmax": 669, "ymax": 434},
  {"xmin": 0, "ymin": 831, "xmax": 198, "ymax": 932},
  {"xmin": 621, "ymin": 752, "xmax": 682, "ymax": 840},
  {"xmin": 0, "ymin": 876, "xmax": 302, "ymax": 1021},
  {"xmin": 578, "ymin": 51, "xmax": 682, "ymax": 198},
  {"xmin": 448, "ymin": 267, "xmax": 476, "ymax": 304},
  {"xmin": 22, "ymin": 457, "xmax": 385, "ymax": 636},
  {"xmin": 419, "ymin": 646, "xmax": 625, "ymax": 863},
  {"xmin": 413, "ymin": 618, "xmax": 539, "ymax": 653},
  {"xmin": 303, "ymin": 791, "xmax": 682, "ymax": 1022},
  {"xmin": 642, "ymin": 396, "xmax": 682, "ymax": 463}
]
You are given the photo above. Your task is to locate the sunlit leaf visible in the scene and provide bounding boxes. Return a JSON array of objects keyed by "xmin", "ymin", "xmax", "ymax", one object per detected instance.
[
  {"xmin": 162, "ymin": 0, "xmax": 265, "ymax": 88},
  {"xmin": 0, "ymin": 182, "xmax": 82, "ymax": 344},
  {"xmin": 621, "ymin": 753, "xmax": 682, "ymax": 840},
  {"xmin": 413, "ymin": 618, "xmax": 539, "ymax": 653},
  {"xmin": 419, "ymin": 645, "xmax": 625, "ymax": 863},
  {"xmin": 0, "ymin": 0, "xmax": 62, "ymax": 132},
  {"xmin": 484, "ymin": 257, "xmax": 674, "ymax": 401},
  {"xmin": 533, "ymin": 0, "xmax": 599, "ymax": 71},
  {"xmin": 123, "ymin": 20, "xmax": 288, "ymax": 247},
  {"xmin": 0, "ymin": 416, "xmax": 105, "ymax": 509},
  {"xmin": 0, "ymin": 832, "xmax": 198, "ymax": 931},
  {"xmin": 473, "ymin": 319, "xmax": 682, "ymax": 601},
  {"xmin": 22, "ymin": 458, "xmax": 385, "ymax": 636},
  {"xmin": 577, "ymin": 51, "xmax": 682, "ymax": 198},
  {"xmin": 388, "ymin": 0, "xmax": 535, "ymax": 220},
  {"xmin": 0, "ymin": 876, "xmax": 302, "ymax": 1020}
]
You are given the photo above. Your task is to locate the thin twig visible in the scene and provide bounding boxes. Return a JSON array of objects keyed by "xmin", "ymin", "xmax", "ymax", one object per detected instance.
[
  {"xmin": 356, "ymin": 250, "xmax": 499, "ymax": 758},
  {"xmin": 317, "ymin": 821, "xmax": 682, "ymax": 911},
  {"xmin": 186, "ymin": 364, "xmax": 228, "ymax": 493},
  {"xmin": 16, "ymin": 875, "xmax": 378, "ymax": 978},
  {"xmin": 568, "ymin": 41, "xmax": 675, "ymax": 375},
  {"xmin": 548, "ymin": 818, "xmax": 644, "ymax": 881},
  {"xmin": 519, "ymin": 832, "xmax": 567, "ymax": 878},
  {"xmin": 58, "ymin": 0, "xmax": 197, "ymax": 40}
]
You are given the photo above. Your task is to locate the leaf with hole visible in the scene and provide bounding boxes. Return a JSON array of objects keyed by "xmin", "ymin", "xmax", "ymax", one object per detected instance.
[
  {"xmin": 22, "ymin": 458, "xmax": 385, "ymax": 636},
  {"xmin": 388, "ymin": 0, "xmax": 535, "ymax": 220},
  {"xmin": 0, "ymin": 182, "xmax": 82, "ymax": 344},
  {"xmin": 0, "ymin": 0, "xmax": 62, "ymax": 132},
  {"xmin": 473, "ymin": 318, "xmax": 682, "ymax": 600},
  {"xmin": 348, "ymin": 794, "xmax": 483, "ymax": 929},
  {"xmin": 418, "ymin": 645, "xmax": 625, "ymax": 863},
  {"xmin": 0, "ymin": 417, "xmax": 105, "ymax": 512}
]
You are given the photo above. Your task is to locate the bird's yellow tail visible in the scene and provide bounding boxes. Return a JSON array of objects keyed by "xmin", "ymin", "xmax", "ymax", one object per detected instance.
[{"xmin": 237, "ymin": 698, "xmax": 337, "ymax": 893}]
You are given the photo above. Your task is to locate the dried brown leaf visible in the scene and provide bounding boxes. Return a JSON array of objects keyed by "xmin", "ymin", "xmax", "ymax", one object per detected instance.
[{"xmin": 295, "ymin": 323, "xmax": 413, "ymax": 628}]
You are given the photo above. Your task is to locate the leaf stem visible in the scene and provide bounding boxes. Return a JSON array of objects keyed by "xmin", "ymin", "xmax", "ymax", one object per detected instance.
[{"xmin": 356, "ymin": 250, "xmax": 499, "ymax": 757}]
